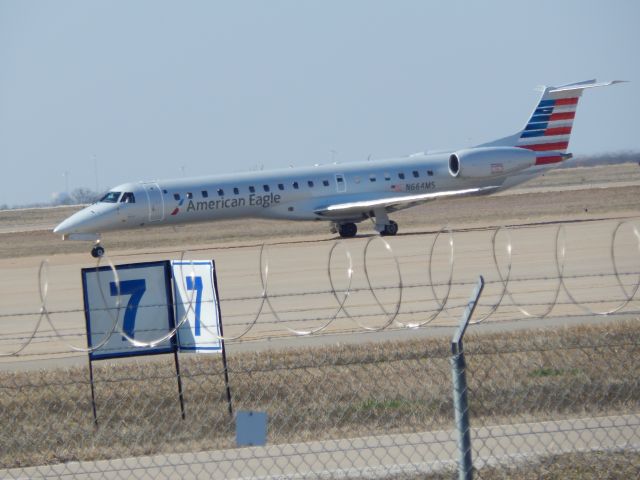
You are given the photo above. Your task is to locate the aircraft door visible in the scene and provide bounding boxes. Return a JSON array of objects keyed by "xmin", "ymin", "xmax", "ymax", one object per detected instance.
[
  {"xmin": 142, "ymin": 183, "xmax": 165, "ymax": 222},
  {"xmin": 335, "ymin": 174, "xmax": 346, "ymax": 193}
]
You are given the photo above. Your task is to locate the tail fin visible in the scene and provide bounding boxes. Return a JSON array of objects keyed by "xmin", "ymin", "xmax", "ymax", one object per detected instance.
[{"xmin": 481, "ymin": 79, "xmax": 625, "ymax": 166}]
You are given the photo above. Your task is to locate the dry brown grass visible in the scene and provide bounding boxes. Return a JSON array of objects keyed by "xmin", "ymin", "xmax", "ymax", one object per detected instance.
[
  {"xmin": 0, "ymin": 320, "xmax": 638, "ymax": 471},
  {"xmin": 417, "ymin": 451, "xmax": 640, "ymax": 479},
  {"xmin": 476, "ymin": 450, "xmax": 640, "ymax": 480}
]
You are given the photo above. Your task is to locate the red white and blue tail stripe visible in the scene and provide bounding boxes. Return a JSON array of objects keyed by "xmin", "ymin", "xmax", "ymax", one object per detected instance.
[
  {"xmin": 480, "ymin": 80, "xmax": 624, "ymax": 166},
  {"xmin": 517, "ymin": 93, "xmax": 578, "ymax": 165}
]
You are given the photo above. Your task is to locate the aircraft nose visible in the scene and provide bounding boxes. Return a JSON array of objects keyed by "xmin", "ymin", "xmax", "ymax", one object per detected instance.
[
  {"xmin": 54, "ymin": 216, "xmax": 78, "ymax": 235},
  {"xmin": 53, "ymin": 209, "xmax": 95, "ymax": 235}
]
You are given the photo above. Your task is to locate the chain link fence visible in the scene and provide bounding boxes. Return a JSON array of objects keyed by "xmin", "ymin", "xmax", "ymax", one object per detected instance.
[
  {"xmin": 1, "ymin": 318, "xmax": 638, "ymax": 479},
  {"xmin": 2, "ymin": 220, "xmax": 640, "ymax": 478}
]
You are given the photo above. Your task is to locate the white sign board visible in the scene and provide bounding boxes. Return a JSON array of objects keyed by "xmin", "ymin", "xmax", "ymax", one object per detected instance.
[
  {"xmin": 171, "ymin": 260, "xmax": 223, "ymax": 353},
  {"xmin": 82, "ymin": 262, "xmax": 176, "ymax": 360}
]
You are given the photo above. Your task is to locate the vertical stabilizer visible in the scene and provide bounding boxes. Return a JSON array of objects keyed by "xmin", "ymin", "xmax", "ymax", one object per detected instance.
[{"xmin": 480, "ymin": 80, "xmax": 625, "ymax": 165}]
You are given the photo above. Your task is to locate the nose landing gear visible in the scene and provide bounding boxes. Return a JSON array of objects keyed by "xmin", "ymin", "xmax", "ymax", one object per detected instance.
[{"xmin": 91, "ymin": 244, "xmax": 105, "ymax": 258}]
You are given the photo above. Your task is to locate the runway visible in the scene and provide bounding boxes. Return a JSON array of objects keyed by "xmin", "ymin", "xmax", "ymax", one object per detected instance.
[
  {"xmin": 1, "ymin": 164, "xmax": 640, "ymax": 370},
  {"xmin": 1, "ymin": 213, "xmax": 638, "ymax": 371}
]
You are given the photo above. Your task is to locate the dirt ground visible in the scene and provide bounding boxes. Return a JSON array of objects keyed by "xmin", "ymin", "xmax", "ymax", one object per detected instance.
[{"xmin": 1, "ymin": 163, "xmax": 639, "ymax": 259}]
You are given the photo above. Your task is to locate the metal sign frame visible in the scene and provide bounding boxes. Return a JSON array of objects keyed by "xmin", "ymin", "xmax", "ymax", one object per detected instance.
[
  {"xmin": 81, "ymin": 259, "xmax": 232, "ymax": 425},
  {"xmin": 171, "ymin": 260, "xmax": 233, "ymax": 416},
  {"xmin": 82, "ymin": 261, "xmax": 177, "ymax": 361},
  {"xmin": 172, "ymin": 260, "xmax": 223, "ymax": 353}
]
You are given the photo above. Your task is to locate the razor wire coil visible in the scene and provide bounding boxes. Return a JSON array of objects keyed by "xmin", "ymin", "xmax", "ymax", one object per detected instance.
[{"xmin": 1, "ymin": 220, "xmax": 639, "ymax": 356}]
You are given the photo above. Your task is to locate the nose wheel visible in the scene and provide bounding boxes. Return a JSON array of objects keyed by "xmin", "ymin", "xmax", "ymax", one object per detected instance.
[{"xmin": 91, "ymin": 245, "xmax": 105, "ymax": 258}]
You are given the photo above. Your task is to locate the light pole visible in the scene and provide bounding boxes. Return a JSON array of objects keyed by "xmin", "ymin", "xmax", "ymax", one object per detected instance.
[
  {"xmin": 63, "ymin": 170, "xmax": 70, "ymax": 195},
  {"xmin": 93, "ymin": 155, "xmax": 99, "ymax": 193}
]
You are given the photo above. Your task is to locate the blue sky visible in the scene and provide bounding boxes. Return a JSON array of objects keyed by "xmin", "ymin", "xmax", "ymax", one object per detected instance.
[{"xmin": 1, "ymin": 1, "xmax": 638, "ymax": 205}]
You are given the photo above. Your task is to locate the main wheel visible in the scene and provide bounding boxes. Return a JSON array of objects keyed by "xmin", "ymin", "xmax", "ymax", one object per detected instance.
[
  {"xmin": 338, "ymin": 222, "xmax": 357, "ymax": 238},
  {"xmin": 382, "ymin": 221, "xmax": 398, "ymax": 236},
  {"xmin": 91, "ymin": 245, "xmax": 105, "ymax": 258}
]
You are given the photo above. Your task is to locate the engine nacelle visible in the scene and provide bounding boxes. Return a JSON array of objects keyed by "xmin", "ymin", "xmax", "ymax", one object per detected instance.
[{"xmin": 448, "ymin": 147, "xmax": 536, "ymax": 179}]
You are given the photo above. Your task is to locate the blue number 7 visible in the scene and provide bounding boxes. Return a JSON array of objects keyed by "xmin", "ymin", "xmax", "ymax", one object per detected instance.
[
  {"xmin": 110, "ymin": 279, "xmax": 147, "ymax": 340},
  {"xmin": 186, "ymin": 276, "xmax": 203, "ymax": 336}
]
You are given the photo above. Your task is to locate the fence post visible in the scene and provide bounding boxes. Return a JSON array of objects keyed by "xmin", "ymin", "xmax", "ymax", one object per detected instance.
[{"xmin": 451, "ymin": 275, "xmax": 484, "ymax": 480}]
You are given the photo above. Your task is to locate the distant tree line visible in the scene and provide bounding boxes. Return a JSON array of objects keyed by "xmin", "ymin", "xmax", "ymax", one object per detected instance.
[
  {"xmin": 51, "ymin": 187, "xmax": 102, "ymax": 206},
  {"xmin": 1, "ymin": 188, "xmax": 103, "ymax": 211},
  {"xmin": 559, "ymin": 150, "xmax": 640, "ymax": 168}
]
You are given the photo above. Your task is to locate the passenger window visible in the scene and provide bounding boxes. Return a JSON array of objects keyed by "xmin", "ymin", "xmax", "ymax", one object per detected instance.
[
  {"xmin": 308, "ymin": 180, "xmax": 314, "ymax": 187},
  {"xmin": 369, "ymin": 175, "xmax": 376, "ymax": 182},
  {"xmin": 120, "ymin": 192, "xmax": 135, "ymax": 203},
  {"xmin": 249, "ymin": 186, "xmax": 255, "ymax": 193},
  {"xmin": 216, "ymin": 188, "xmax": 224, "ymax": 196},
  {"xmin": 398, "ymin": 173, "xmax": 405, "ymax": 180},
  {"xmin": 322, "ymin": 180, "xmax": 329, "ymax": 187},
  {"xmin": 186, "ymin": 192, "xmax": 193, "ymax": 199},
  {"xmin": 173, "ymin": 193, "xmax": 180, "ymax": 201},
  {"xmin": 233, "ymin": 187, "xmax": 239, "ymax": 195},
  {"xmin": 263, "ymin": 185, "xmax": 270, "ymax": 192},
  {"xmin": 427, "ymin": 170, "xmax": 434, "ymax": 176},
  {"xmin": 293, "ymin": 182, "xmax": 299, "ymax": 189},
  {"xmin": 278, "ymin": 183, "xmax": 285, "ymax": 191},
  {"xmin": 412, "ymin": 171, "xmax": 419, "ymax": 178},
  {"xmin": 384, "ymin": 173, "xmax": 391, "ymax": 181},
  {"xmin": 162, "ymin": 189, "xmax": 168, "ymax": 194},
  {"xmin": 202, "ymin": 190, "xmax": 209, "ymax": 198}
]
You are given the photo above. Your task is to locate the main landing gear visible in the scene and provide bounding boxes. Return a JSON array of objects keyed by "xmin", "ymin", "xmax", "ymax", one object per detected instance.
[
  {"xmin": 380, "ymin": 220, "xmax": 398, "ymax": 236},
  {"xmin": 373, "ymin": 209, "xmax": 399, "ymax": 237},
  {"xmin": 331, "ymin": 219, "xmax": 399, "ymax": 238},
  {"xmin": 338, "ymin": 222, "xmax": 358, "ymax": 238},
  {"xmin": 91, "ymin": 243, "xmax": 105, "ymax": 258}
]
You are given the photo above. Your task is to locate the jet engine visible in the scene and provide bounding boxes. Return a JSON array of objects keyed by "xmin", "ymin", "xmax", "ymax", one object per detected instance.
[{"xmin": 448, "ymin": 147, "xmax": 536, "ymax": 179}]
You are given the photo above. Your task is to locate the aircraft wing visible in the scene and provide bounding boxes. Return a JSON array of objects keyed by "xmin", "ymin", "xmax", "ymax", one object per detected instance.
[{"xmin": 314, "ymin": 185, "xmax": 500, "ymax": 218}]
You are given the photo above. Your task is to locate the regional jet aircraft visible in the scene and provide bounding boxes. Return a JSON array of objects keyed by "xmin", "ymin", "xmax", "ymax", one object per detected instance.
[{"xmin": 54, "ymin": 79, "xmax": 623, "ymax": 257}]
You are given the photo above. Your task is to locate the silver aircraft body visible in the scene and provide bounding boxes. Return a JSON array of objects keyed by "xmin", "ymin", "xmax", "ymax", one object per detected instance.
[{"xmin": 54, "ymin": 80, "xmax": 624, "ymax": 257}]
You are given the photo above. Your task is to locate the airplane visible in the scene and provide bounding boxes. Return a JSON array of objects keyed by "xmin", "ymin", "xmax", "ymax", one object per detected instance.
[{"xmin": 54, "ymin": 79, "xmax": 624, "ymax": 258}]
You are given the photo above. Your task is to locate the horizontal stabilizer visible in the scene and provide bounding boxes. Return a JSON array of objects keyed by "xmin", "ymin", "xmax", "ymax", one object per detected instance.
[{"xmin": 549, "ymin": 79, "xmax": 627, "ymax": 94}]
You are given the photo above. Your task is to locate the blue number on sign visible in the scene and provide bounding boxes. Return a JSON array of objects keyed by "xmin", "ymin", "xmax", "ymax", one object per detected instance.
[
  {"xmin": 110, "ymin": 279, "xmax": 147, "ymax": 340},
  {"xmin": 186, "ymin": 276, "xmax": 203, "ymax": 336}
]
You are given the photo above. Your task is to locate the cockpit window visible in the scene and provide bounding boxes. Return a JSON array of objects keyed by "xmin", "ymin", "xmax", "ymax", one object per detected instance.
[
  {"xmin": 120, "ymin": 192, "xmax": 136, "ymax": 203},
  {"xmin": 99, "ymin": 191, "xmax": 121, "ymax": 203}
]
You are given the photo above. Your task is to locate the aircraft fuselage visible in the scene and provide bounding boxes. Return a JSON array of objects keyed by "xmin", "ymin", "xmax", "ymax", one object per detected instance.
[{"xmin": 52, "ymin": 79, "xmax": 623, "ymax": 257}]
